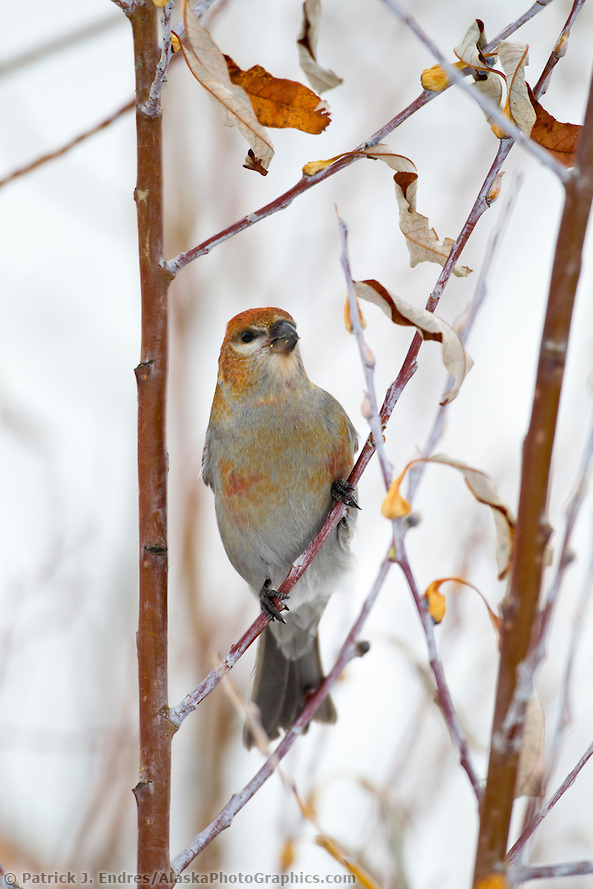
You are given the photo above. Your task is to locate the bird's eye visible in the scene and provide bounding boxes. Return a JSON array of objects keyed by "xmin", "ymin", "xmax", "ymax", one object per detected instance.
[{"xmin": 240, "ymin": 330, "xmax": 255, "ymax": 343}]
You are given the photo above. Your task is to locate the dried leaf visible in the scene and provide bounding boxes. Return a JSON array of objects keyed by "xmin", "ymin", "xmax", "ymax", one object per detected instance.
[
  {"xmin": 171, "ymin": 32, "xmax": 182, "ymax": 53},
  {"xmin": 381, "ymin": 467, "xmax": 411, "ymax": 519},
  {"xmin": 427, "ymin": 455, "xmax": 515, "ymax": 578},
  {"xmin": 454, "ymin": 19, "xmax": 490, "ymax": 71},
  {"xmin": 225, "ymin": 55, "xmax": 330, "ymax": 134},
  {"xmin": 476, "ymin": 877, "xmax": 509, "ymax": 889},
  {"xmin": 178, "ymin": 1, "xmax": 274, "ymax": 173},
  {"xmin": 424, "ymin": 580, "xmax": 447, "ymax": 623},
  {"xmin": 393, "ymin": 170, "xmax": 472, "ymax": 277},
  {"xmin": 473, "ymin": 71, "xmax": 504, "ymax": 127},
  {"xmin": 528, "ymin": 86, "xmax": 581, "ymax": 167},
  {"xmin": 515, "ymin": 692, "xmax": 545, "ymax": 797},
  {"xmin": 279, "ymin": 839, "xmax": 296, "ymax": 872},
  {"xmin": 354, "ymin": 280, "xmax": 473, "ymax": 403},
  {"xmin": 497, "ymin": 40, "xmax": 536, "ymax": 136},
  {"xmin": 297, "ymin": 0, "xmax": 342, "ymax": 94},
  {"xmin": 316, "ymin": 835, "xmax": 382, "ymax": 889},
  {"xmin": 421, "ymin": 60, "xmax": 466, "ymax": 91},
  {"xmin": 343, "ymin": 295, "xmax": 366, "ymax": 333}
]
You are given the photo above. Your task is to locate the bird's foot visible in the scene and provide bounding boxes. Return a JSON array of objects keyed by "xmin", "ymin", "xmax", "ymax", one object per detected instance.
[
  {"xmin": 259, "ymin": 579, "xmax": 290, "ymax": 623},
  {"xmin": 331, "ymin": 479, "xmax": 361, "ymax": 510}
]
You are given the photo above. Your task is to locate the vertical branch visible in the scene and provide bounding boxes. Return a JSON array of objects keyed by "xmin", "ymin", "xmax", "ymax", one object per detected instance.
[
  {"xmin": 129, "ymin": 2, "xmax": 173, "ymax": 879},
  {"xmin": 473, "ymin": 69, "xmax": 593, "ymax": 886}
]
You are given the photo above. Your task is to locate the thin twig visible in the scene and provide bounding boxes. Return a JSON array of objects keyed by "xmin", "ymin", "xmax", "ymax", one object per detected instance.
[
  {"xmin": 376, "ymin": 0, "xmax": 571, "ymax": 184},
  {"xmin": 0, "ymin": 99, "xmax": 135, "ymax": 190},
  {"xmin": 337, "ymin": 214, "xmax": 393, "ymax": 489},
  {"xmin": 406, "ymin": 171, "xmax": 523, "ymax": 504},
  {"xmin": 508, "ymin": 740, "xmax": 593, "ymax": 862},
  {"xmin": 510, "ymin": 859, "xmax": 593, "ymax": 881},
  {"xmin": 395, "ymin": 527, "xmax": 483, "ymax": 800},
  {"xmin": 142, "ymin": 1, "xmax": 174, "ymax": 117},
  {"xmin": 534, "ymin": 0, "xmax": 587, "ymax": 96},
  {"xmin": 171, "ymin": 556, "xmax": 391, "ymax": 873}
]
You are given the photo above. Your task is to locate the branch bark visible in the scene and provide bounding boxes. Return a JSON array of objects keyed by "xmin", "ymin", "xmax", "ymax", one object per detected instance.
[
  {"xmin": 473, "ymin": 67, "xmax": 593, "ymax": 887},
  {"xmin": 129, "ymin": 2, "xmax": 173, "ymax": 880}
]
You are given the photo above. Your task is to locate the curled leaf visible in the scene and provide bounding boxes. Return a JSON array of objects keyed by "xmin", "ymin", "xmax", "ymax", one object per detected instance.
[
  {"xmin": 426, "ymin": 455, "xmax": 516, "ymax": 579},
  {"xmin": 421, "ymin": 61, "xmax": 466, "ymax": 92},
  {"xmin": 497, "ymin": 41, "xmax": 536, "ymax": 137},
  {"xmin": 178, "ymin": 1, "xmax": 274, "ymax": 173},
  {"xmin": 453, "ymin": 19, "xmax": 489, "ymax": 71},
  {"xmin": 297, "ymin": 0, "xmax": 342, "ymax": 94},
  {"xmin": 381, "ymin": 467, "xmax": 411, "ymax": 519},
  {"xmin": 393, "ymin": 172, "xmax": 472, "ymax": 277},
  {"xmin": 344, "ymin": 295, "xmax": 366, "ymax": 333},
  {"xmin": 354, "ymin": 280, "xmax": 473, "ymax": 403},
  {"xmin": 424, "ymin": 580, "xmax": 447, "ymax": 623},
  {"xmin": 225, "ymin": 55, "xmax": 330, "ymax": 134}
]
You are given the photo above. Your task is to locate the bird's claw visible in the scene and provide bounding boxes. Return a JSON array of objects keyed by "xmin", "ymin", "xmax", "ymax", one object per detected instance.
[
  {"xmin": 259, "ymin": 581, "xmax": 290, "ymax": 623},
  {"xmin": 331, "ymin": 479, "xmax": 361, "ymax": 510}
]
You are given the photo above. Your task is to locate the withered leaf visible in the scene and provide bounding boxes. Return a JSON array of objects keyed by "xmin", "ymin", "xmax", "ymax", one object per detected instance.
[
  {"xmin": 528, "ymin": 86, "xmax": 581, "ymax": 167},
  {"xmin": 426, "ymin": 454, "xmax": 516, "ymax": 579},
  {"xmin": 225, "ymin": 56, "xmax": 330, "ymax": 134},
  {"xmin": 178, "ymin": 1, "xmax": 274, "ymax": 173},
  {"xmin": 354, "ymin": 280, "xmax": 473, "ymax": 403},
  {"xmin": 515, "ymin": 692, "xmax": 545, "ymax": 797},
  {"xmin": 454, "ymin": 18, "xmax": 489, "ymax": 72},
  {"xmin": 381, "ymin": 467, "xmax": 411, "ymax": 520},
  {"xmin": 297, "ymin": 0, "xmax": 343, "ymax": 94},
  {"xmin": 393, "ymin": 170, "xmax": 472, "ymax": 277},
  {"xmin": 496, "ymin": 40, "xmax": 536, "ymax": 137},
  {"xmin": 424, "ymin": 580, "xmax": 447, "ymax": 624}
]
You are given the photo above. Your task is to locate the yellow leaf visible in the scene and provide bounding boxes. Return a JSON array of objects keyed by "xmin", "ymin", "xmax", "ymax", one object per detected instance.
[
  {"xmin": 297, "ymin": 0, "xmax": 342, "ymax": 94},
  {"xmin": 476, "ymin": 876, "xmax": 508, "ymax": 889},
  {"xmin": 424, "ymin": 581, "xmax": 447, "ymax": 623},
  {"xmin": 354, "ymin": 280, "xmax": 473, "ymax": 403},
  {"xmin": 170, "ymin": 32, "xmax": 182, "ymax": 53},
  {"xmin": 381, "ymin": 468, "xmax": 411, "ymax": 519},
  {"xmin": 421, "ymin": 60, "xmax": 465, "ymax": 91},
  {"xmin": 279, "ymin": 839, "xmax": 296, "ymax": 873},
  {"xmin": 152, "ymin": 0, "xmax": 169, "ymax": 6},
  {"xmin": 316, "ymin": 835, "xmax": 382, "ymax": 889},
  {"xmin": 225, "ymin": 56, "xmax": 330, "ymax": 134},
  {"xmin": 344, "ymin": 295, "xmax": 366, "ymax": 333}
]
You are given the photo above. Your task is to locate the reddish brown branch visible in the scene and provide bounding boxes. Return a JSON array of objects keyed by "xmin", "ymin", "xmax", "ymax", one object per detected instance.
[
  {"xmin": 472, "ymin": 68, "xmax": 593, "ymax": 887},
  {"xmin": 130, "ymin": 2, "xmax": 173, "ymax": 880}
]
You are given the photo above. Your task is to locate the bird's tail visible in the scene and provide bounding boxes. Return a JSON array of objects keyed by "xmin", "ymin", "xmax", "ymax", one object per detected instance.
[{"xmin": 243, "ymin": 626, "xmax": 336, "ymax": 749}]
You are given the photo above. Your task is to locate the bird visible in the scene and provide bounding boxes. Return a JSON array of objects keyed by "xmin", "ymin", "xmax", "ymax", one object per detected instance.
[{"xmin": 202, "ymin": 307, "xmax": 359, "ymax": 747}]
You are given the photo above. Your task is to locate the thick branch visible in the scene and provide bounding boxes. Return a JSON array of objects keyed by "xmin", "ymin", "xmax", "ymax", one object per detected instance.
[
  {"xmin": 473, "ymin": 67, "xmax": 593, "ymax": 886},
  {"xmin": 130, "ymin": 2, "xmax": 172, "ymax": 880}
]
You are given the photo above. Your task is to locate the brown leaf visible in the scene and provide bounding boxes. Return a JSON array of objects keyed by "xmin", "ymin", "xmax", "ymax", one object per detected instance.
[
  {"xmin": 297, "ymin": 0, "xmax": 342, "ymax": 94},
  {"xmin": 528, "ymin": 86, "xmax": 581, "ymax": 167},
  {"xmin": 178, "ymin": 1, "xmax": 274, "ymax": 173},
  {"xmin": 225, "ymin": 56, "xmax": 330, "ymax": 134},
  {"xmin": 354, "ymin": 280, "xmax": 473, "ymax": 403}
]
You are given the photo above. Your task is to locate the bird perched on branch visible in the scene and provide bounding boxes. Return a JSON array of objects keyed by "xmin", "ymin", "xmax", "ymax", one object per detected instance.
[{"xmin": 202, "ymin": 307, "xmax": 359, "ymax": 747}]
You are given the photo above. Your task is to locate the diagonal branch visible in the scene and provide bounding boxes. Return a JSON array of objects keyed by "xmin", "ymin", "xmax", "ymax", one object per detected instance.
[
  {"xmin": 171, "ymin": 555, "xmax": 391, "ymax": 873},
  {"xmin": 472, "ymin": 65, "xmax": 593, "ymax": 886}
]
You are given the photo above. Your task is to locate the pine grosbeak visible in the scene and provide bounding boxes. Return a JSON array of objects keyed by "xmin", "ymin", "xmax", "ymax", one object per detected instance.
[{"xmin": 202, "ymin": 307, "xmax": 359, "ymax": 747}]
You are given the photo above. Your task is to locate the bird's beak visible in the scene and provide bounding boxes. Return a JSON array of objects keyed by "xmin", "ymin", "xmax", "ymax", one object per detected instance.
[{"xmin": 269, "ymin": 319, "xmax": 299, "ymax": 354}]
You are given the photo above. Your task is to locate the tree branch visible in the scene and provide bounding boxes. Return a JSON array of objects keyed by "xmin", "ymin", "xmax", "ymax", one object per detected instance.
[
  {"xmin": 472, "ymin": 65, "xmax": 593, "ymax": 886},
  {"xmin": 171, "ymin": 556, "xmax": 390, "ymax": 873},
  {"xmin": 129, "ymin": 2, "xmax": 173, "ymax": 880}
]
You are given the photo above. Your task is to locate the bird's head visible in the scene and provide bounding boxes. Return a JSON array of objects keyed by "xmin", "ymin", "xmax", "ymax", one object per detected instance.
[{"xmin": 217, "ymin": 307, "xmax": 308, "ymax": 397}]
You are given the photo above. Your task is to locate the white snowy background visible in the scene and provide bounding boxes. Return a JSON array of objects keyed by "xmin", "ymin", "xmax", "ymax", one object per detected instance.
[{"xmin": 1, "ymin": 0, "xmax": 592, "ymax": 886}]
